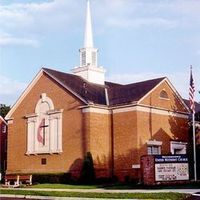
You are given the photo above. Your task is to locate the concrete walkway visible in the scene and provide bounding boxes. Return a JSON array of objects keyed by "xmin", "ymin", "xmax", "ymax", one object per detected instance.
[{"xmin": 1, "ymin": 187, "xmax": 200, "ymax": 194}]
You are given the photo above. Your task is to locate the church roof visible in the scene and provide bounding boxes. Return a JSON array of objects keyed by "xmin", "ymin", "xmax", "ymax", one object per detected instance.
[
  {"xmin": 183, "ymin": 99, "xmax": 200, "ymax": 113},
  {"xmin": 107, "ymin": 77, "xmax": 166, "ymax": 106},
  {"xmin": 43, "ymin": 68, "xmax": 107, "ymax": 105},
  {"xmin": 43, "ymin": 68, "xmax": 166, "ymax": 106}
]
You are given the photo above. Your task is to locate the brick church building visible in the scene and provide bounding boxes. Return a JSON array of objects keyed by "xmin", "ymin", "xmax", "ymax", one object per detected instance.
[{"xmin": 5, "ymin": 1, "xmax": 190, "ymax": 181}]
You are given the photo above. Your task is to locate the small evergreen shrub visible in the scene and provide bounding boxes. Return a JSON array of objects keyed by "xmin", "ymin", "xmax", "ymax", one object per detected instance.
[
  {"xmin": 80, "ymin": 152, "xmax": 96, "ymax": 184},
  {"xmin": 32, "ymin": 173, "xmax": 72, "ymax": 184}
]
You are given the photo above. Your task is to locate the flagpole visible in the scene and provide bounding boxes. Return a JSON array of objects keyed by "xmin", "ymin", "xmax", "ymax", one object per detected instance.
[
  {"xmin": 189, "ymin": 65, "xmax": 197, "ymax": 181},
  {"xmin": 192, "ymin": 112, "xmax": 197, "ymax": 181}
]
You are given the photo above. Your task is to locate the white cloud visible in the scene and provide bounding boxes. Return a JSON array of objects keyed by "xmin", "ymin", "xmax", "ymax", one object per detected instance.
[
  {"xmin": 95, "ymin": 0, "xmax": 200, "ymax": 30},
  {"xmin": 0, "ymin": 0, "xmax": 81, "ymax": 47},
  {"xmin": 106, "ymin": 18, "xmax": 177, "ymax": 29},
  {"xmin": 0, "ymin": 74, "xmax": 27, "ymax": 105},
  {"xmin": 0, "ymin": 0, "xmax": 200, "ymax": 42},
  {"xmin": 0, "ymin": 0, "xmax": 80, "ymax": 34},
  {"xmin": 0, "ymin": 33, "xmax": 39, "ymax": 47}
]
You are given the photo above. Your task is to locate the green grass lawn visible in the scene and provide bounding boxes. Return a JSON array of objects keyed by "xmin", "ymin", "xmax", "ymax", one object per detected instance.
[
  {"xmin": 0, "ymin": 189, "xmax": 190, "ymax": 200},
  {"xmin": 28, "ymin": 182, "xmax": 200, "ymax": 190},
  {"xmin": 30, "ymin": 183, "xmax": 97, "ymax": 189}
]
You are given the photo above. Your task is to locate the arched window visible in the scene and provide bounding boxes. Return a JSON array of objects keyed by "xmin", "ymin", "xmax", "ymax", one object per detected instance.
[
  {"xmin": 26, "ymin": 93, "xmax": 63, "ymax": 155},
  {"xmin": 159, "ymin": 90, "xmax": 169, "ymax": 99}
]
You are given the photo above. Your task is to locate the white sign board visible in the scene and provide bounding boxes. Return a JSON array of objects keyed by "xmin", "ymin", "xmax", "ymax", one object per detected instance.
[{"xmin": 155, "ymin": 163, "xmax": 189, "ymax": 181}]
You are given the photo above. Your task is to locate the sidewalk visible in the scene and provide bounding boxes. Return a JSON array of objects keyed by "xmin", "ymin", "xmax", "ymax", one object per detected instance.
[
  {"xmin": 1, "ymin": 187, "xmax": 200, "ymax": 194},
  {"xmin": 1, "ymin": 187, "xmax": 200, "ymax": 200}
]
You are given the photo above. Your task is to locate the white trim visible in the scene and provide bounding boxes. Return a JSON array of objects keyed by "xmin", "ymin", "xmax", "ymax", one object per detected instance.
[
  {"xmin": 113, "ymin": 105, "xmax": 188, "ymax": 119},
  {"xmin": 26, "ymin": 150, "xmax": 62, "ymax": 155},
  {"xmin": 82, "ymin": 107, "xmax": 110, "ymax": 114},
  {"xmin": 81, "ymin": 104, "xmax": 188, "ymax": 118},
  {"xmin": 132, "ymin": 164, "xmax": 140, "ymax": 169},
  {"xmin": 170, "ymin": 141, "xmax": 187, "ymax": 155},
  {"xmin": 25, "ymin": 113, "xmax": 38, "ymax": 118},
  {"xmin": 138, "ymin": 78, "xmax": 190, "ymax": 112},
  {"xmin": 47, "ymin": 109, "xmax": 63, "ymax": 115},
  {"xmin": 26, "ymin": 94, "xmax": 63, "ymax": 154},
  {"xmin": 5, "ymin": 118, "xmax": 13, "ymax": 124},
  {"xmin": 147, "ymin": 140, "xmax": 162, "ymax": 146},
  {"xmin": 35, "ymin": 93, "xmax": 54, "ymax": 113},
  {"xmin": 5, "ymin": 69, "xmax": 43, "ymax": 119},
  {"xmin": 113, "ymin": 106, "xmax": 137, "ymax": 113}
]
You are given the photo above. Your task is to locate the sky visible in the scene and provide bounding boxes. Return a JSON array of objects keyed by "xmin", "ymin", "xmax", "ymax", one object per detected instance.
[{"xmin": 0, "ymin": 0, "xmax": 200, "ymax": 106}]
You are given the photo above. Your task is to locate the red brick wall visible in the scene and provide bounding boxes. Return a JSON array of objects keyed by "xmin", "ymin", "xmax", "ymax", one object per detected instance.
[
  {"xmin": 7, "ymin": 73, "xmax": 84, "ymax": 174},
  {"xmin": 86, "ymin": 112, "xmax": 111, "ymax": 177},
  {"xmin": 113, "ymin": 111, "xmax": 138, "ymax": 181}
]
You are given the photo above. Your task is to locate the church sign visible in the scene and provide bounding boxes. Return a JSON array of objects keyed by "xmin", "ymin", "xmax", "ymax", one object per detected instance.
[{"xmin": 155, "ymin": 155, "xmax": 189, "ymax": 181}]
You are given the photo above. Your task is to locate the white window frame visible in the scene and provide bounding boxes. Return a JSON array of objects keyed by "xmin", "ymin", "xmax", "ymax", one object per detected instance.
[
  {"xmin": 147, "ymin": 140, "xmax": 162, "ymax": 155},
  {"xmin": 159, "ymin": 89, "xmax": 170, "ymax": 100},
  {"xmin": 25, "ymin": 93, "xmax": 63, "ymax": 155},
  {"xmin": 170, "ymin": 141, "xmax": 187, "ymax": 155}
]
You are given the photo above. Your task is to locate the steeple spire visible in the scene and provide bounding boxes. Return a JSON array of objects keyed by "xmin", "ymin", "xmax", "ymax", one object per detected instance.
[
  {"xmin": 84, "ymin": 0, "xmax": 93, "ymax": 48},
  {"xmin": 72, "ymin": 0, "xmax": 106, "ymax": 85}
]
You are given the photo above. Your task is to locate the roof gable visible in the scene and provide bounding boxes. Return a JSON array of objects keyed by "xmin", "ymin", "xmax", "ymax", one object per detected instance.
[
  {"xmin": 139, "ymin": 78, "xmax": 189, "ymax": 113},
  {"xmin": 107, "ymin": 77, "xmax": 165, "ymax": 106}
]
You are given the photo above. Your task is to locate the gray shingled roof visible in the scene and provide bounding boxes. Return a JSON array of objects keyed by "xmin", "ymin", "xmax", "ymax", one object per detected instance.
[{"xmin": 43, "ymin": 68, "xmax": 166, "ymax": 106}]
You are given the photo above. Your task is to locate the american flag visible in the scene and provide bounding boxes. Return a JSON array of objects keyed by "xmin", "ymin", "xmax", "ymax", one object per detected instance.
[{"xmin": 189, "ymin": 66, "xmax": 195, "ymax": 113}]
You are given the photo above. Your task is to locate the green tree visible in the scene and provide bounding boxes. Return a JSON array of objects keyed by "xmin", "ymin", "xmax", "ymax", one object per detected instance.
[
  {"xmin": 80, "ymin": 152, "xmax": 95, "ymax": 184},
  {"xmin": 0, "ymin": 104, "xmax": 10, "ymax": 118}
]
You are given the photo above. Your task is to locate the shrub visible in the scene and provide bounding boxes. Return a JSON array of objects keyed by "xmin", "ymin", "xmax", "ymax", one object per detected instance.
[
  {"xmin": 80, "ymin": 152, "xmax": 96, "ymax": 184},
  {"xmin": 32, "ymin": 173, "xmax": 72, "ymax": 184}
]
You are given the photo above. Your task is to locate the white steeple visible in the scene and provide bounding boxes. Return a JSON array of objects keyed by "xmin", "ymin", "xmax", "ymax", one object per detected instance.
[
  {"xmin": 84, "ymin": 0, "xmax": 93, "ymax": 48},
  {"xmin": 72, "ymin": 0, "xmax": 105, "ymax": 85}
]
